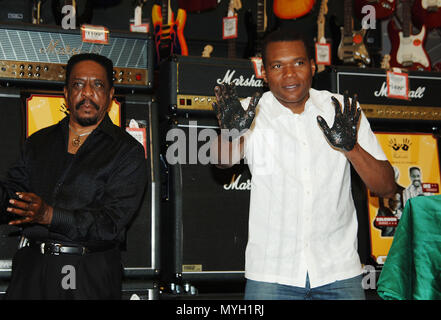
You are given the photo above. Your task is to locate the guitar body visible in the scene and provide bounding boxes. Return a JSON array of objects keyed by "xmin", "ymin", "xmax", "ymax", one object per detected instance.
[
  {"xmin": 388, "ymin": 19, "xmax": 431, "ymax": 71},
  {"xmin": 273, "ymin": 0, "xmax": 315, "ymax": 19},
  {"xmin": 354, "ymin": 0, "xmax": 395, "ymax": 20},
  {"xmin": 337, "ymin": 28, "xmax": 371, "ymax": 66},
  {"xmin": 412, "ymin": 0, "xmax": 441, "ymax": 30},
  {"xmin": 152, "ymin": 3, "xmax": 188, "ymax": 64}
]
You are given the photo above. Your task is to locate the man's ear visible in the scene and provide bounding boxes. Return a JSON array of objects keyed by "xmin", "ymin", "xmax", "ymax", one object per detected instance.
[
  {"xmin": 262, "ymin": 68, "xmax": 267, "ymax": 84},
  {"xmin": 107, "ymin": 86, "xmax": 115, "ymax": 111},
  {"xmin": 63, "ymin": 86, "xmax": 69, "ymax": 110},
  {"xmin": 310, "ymin": 59, "xmax": 316, "ymax": 77}
]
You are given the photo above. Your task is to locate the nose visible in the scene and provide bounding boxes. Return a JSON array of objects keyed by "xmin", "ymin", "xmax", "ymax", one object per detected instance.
[
  {"xmin": 283, "ymin": 64, "xmax": 297, "ymax": 78},
  {"xmin": 81, "ymin": 81, "xmax": 93, "ymax": 97}
]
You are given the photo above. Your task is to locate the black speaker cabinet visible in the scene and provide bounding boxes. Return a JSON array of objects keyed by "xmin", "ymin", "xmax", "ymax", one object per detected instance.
[
  {"xmin": 0, "ymin": 89, "xmax": 160, "ymax": 281},
  {"xmin": 161, "ymin": 116, "xmax": 250, "ymax": 283}
]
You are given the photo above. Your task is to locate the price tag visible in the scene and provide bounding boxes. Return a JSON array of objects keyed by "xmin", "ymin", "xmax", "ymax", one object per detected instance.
[
  {"xmin": 251, "ymin": 57, "xmax": 264, "ymax": 79},
  {"xmin": 130, "ymin": 24, "xmax": 149, "ymax": 33},
  {"xmin": 222, "ymin": 16, "xmax": 238, "ymax": 39},
  {"xmin": 81, "ymin": 24, "xmax": 109, "ymax": 44},
  {"xmin": 315, "ymin": 43, "xmax": 331, "ymax": 65},
  {"xmin": 386, "ymin": 71, "xmax": 409, "ymax": 100}
]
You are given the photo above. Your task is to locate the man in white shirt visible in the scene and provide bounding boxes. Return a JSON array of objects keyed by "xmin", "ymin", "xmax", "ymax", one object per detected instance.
[{"xmin": 211, "ymin": 29, "xmax": 396, "ymax": 300}]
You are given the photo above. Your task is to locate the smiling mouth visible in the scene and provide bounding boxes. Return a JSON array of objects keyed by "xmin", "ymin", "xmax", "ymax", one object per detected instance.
[{"xmin": 283, "ymin": 84, "xmax": 300, "ymax": 89}]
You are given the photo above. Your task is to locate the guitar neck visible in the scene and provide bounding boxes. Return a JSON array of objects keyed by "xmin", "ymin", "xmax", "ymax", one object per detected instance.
[
  {"xmin": 162, "ymin": 0, "xmax": 171, "ymax": 25},
  {"xmin": 401, "ymin": 0, "xmax": 411, "ymax": 37},
  {"xmin": 343, "ymin": 0, "xmax": 353, "ymax": 36},
  {"xmin": 256, "ymin": 0, "xmax": 267, "ymax": 34}
]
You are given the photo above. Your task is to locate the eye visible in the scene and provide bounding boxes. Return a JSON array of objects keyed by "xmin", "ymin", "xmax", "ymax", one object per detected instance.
[
  {"xmin": 294, "ymin": 60, "xmax": 305, "ymax": 66},
  {"xmin": 271, "ymin": 63, "xmax": 281, "ymax": 69},
  {"xmin": 72, "ymin": 81, "xmax": 84, "ymax": 89}
]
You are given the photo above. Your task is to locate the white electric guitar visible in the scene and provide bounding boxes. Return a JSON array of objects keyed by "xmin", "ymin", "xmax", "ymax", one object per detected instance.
[{"xmin": 388, "ymin": 0, "xmax": 431, "ymax": 71}]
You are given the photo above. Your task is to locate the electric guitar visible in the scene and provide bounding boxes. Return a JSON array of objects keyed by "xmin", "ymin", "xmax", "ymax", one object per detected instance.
[
  {"xmin": 32, "ymin": 0, "xmax": 43, "ymax": 24},
  {"xmin": 177, "ymin": 0, "xmax": 218, "ymax": 12},
  {"xmin": 273, "ymin": 0, "xmax": 316, "ymax": 19},
  {"xmin": 225, "ymin": 0, "xmax": 242, "ymax": 59},
  {"xmin": 412, "ymin": 0, "xmax": 441, "ymax": 30},
  {"xmin": 354, "ymin": 0, "xmax": 395, "ymax": 20},
  {"xmin": 244, "ymin": 0, "xmax": 268, "ymax": 58},
  {"xmin": 337, "ymin": 0, "xmax": 371, "ymax": 67},
  {"xmin": 316, "ymin": 0, "xmax": 329, "ymax": 72},
  {"xmin": 388, "ymin": 0, "xmax": 431, "ymax": 71},
  {"xmin": 152, "ymin": 0, "xmax": 188, "ymax": 64}
]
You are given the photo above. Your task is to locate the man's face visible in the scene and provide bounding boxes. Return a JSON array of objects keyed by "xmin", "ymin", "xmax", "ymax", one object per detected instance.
[
  {"xmin": 410, "ymin": 169, "xmax": 422, "ymax": 187},
  {"xmin": 263, "ymin": 40, "xmax": 316, "ymax": 113},
  {"xmin": 64, "ymin": 60, "xmax": 114, "ymax": 127}
]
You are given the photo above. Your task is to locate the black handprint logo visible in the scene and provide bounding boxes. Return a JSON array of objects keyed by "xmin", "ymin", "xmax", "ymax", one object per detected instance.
[{"xmin": 401, "ymin": 138, "xmax": 411, "ymax": 151}]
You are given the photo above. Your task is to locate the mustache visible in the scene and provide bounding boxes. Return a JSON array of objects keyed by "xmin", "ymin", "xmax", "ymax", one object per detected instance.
[{"xmin": 75, "ymin": 99, "xmax": 99, "ymax": 111}]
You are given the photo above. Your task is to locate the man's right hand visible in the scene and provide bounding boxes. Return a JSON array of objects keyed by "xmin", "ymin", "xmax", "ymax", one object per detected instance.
[{"xmin": 212, "ymin": 83, "xmax": 261, "ymax": 138}]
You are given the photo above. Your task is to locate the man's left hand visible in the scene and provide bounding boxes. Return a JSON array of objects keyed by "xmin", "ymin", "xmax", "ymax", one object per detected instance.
[
  {"xmin": 316, "ymin": 94, "xmax": 361, "ymax": 152},
  {"xmin": 7, "ymin": 192, "xmax": 53, "ymax": 226}
]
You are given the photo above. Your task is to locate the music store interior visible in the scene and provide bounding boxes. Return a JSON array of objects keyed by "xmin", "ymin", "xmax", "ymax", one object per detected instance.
[{"xmin": 0, "ymin": 0, "xmax": 440, "ymax": 301}]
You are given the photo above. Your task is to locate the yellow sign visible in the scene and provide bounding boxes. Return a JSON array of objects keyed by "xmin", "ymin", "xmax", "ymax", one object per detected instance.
[
  {"xmin": 368, "ymin": 132, "xmax": 441, "ymax": 264},
  {"xmin": 26, "ymin": 94, "xmax": 121, "ymax": 137}
]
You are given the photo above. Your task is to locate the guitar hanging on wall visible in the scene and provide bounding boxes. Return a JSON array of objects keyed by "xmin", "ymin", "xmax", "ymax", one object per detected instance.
[
  {"xmin": 388, "ymin": 0, "xmax": 431, "ymax": 71},
  {"xmin": 152, "ymin": 0, "xmax": 188, "ymax": 64},
  {"xmin": 224, "ymin": 0, "xmax": 242, "ymax": 59},
  {"xmin": 273, "ymin": 0, "xmax": 315, "ymax": 19},
  {"xmin": 411, "ymin": 0, "xmax": 441, "ymax": 30},
  {"xmin": 315, "ymin": 0, "xmax": 329, "ymax": 72},
  {"xmin": 244, "ymin": 0, "xmax": 268, "ymax": 58},
  {"xmin": 354, "ymin": 0, "xmax": 396, "ymax": 20},
  {"xmin": 337, "ymin": 0, "xmax": 371, "ymax": 67}
]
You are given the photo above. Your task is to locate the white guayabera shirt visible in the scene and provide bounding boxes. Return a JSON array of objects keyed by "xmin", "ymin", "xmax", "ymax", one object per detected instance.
[{"xmin": 241, "ymin": 88, "xmax": 387, "ymax": 288}]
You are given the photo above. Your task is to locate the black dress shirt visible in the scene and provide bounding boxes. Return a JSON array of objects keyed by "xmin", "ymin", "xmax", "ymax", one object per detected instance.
[{"xmin": 0, "ymin": 113, "xmax": 148, "ymax": 248}]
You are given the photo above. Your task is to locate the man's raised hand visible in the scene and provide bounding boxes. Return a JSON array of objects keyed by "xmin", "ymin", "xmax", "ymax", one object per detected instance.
[
  {"xmin": 316, "ymin": 93, "xmax": 361, "ymax": 152},
  {"xmin": 212, "ymin": 83, "xmax": 261, "ymax": 138}
]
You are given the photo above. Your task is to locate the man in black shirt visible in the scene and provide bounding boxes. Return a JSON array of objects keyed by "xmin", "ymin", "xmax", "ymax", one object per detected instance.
[{"xmin": 1, "ymin": 53, "xmax": 148, "ymax": 299}]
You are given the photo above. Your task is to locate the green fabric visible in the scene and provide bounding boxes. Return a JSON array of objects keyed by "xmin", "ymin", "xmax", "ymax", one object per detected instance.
[{"xmin": 377, "ymin": 194, "xmax": 441, "ymax": 300}]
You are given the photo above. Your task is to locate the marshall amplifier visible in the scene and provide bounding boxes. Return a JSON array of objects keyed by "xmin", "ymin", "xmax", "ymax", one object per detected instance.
[
  {"xmin": 159, "ymin": 55, "xmax": 266, "ymax": 116},
  {"xmin": 314, "ymin": 66, "xmax": 441, "ymax": 131},
  {"xmin": 160, "ymin": 117, "xmax": 250, "ymax": 284},
  {"xmin": 0, "ymin": 23, "xmax": 154, "ymax": 92},
  {"xmin": 0, "ymin": 89, "xmax": 161, "ymax": 280}
]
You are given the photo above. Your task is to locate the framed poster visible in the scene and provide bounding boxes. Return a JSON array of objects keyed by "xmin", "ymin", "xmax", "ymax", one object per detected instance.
[
  {"xmin": 368, "ymin": 132, "xmax": 441, "ymax": 265},
  {"xmin": 26, "ymin": 94, "xmax": 121, "ymax": 137}
]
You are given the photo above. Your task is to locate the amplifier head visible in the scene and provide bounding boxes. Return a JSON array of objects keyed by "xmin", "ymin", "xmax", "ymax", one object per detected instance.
[
  {"xmin": 0, "ymin": 23, "xmax": 154, "ymax": 92},
  {"xmin": 159, "ymin": 55, "xmax": 267, "ymax": 115},
  {"xmin": 314, "ymin": 66, "xmax": 441, "ymax": 124}
]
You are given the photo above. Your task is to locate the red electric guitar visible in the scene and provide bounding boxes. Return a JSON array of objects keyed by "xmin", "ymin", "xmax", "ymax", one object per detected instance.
[
  {"xmin": 354, "ymin": 0, "xmax": 396, "ymax": 20},
  {"xmin": 152, "ymin": 0, "xmax": 188, "ymax": 64},
  {"xmin": 273, "ymin": 0, "xmax": 315, "ymax": 20},
  {"xmin": 388, "ymin": 0, "xmax": 431, "ymax": 71},
  {"xmin": 412, "ymin": 0, "xmax": 441, "ymax": 30}
]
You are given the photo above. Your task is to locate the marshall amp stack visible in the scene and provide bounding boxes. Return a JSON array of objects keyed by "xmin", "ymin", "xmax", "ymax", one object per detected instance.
[
  {"xmin": 158, "ymin": 55, "xmax": 265, "ymax": 290},
  {"xmin": 0, "ymin": 23, "xmax": 160, "ymax": 291},
  {"xmin": 0, "ymin": 23, "xmax": 154, "ymax": 91}
]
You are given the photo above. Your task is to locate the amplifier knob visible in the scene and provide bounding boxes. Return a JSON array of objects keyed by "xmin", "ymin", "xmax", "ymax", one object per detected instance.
[
  {"xmin": 19, "ymin": 72, "xmax": 24, "ymax": 77},
  {"xmin": 36, "ymin": 66, "xmax": 41, "ymax": 71},
  {"xmin": 44, "ymin": 66, "xmax": 49, "ymax": 71},
  {"xmin": 20, "ymin": 65, "xmax": 25, "ymax": 70},
  {"xmin": 35, "ymin": 73, "xmax": 40, "ymax": 77},
  {"xmin": 28, "ymin": 65, "xmax": 32, "ymax": 70}
]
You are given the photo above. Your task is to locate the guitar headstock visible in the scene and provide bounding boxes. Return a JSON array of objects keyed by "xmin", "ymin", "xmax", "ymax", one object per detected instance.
[
  {"xmin": 228, "ymin": 0, "xmax": 242, "ymax": 16},
  {"xmin": 317, "ymin": 0, "xmax": 328, "ymax": 24}
]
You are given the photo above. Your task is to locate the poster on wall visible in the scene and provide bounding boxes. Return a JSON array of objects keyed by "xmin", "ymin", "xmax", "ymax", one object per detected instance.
[
  {"xmin": 368, "ymin": 132, "xmax": 441, "ymax": 265},
  {"xmin": 26, "ymin": 94, "xmax": 121, "ymax": 137}
]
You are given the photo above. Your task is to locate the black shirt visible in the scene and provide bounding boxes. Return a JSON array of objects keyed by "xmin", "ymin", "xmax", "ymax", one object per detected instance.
[{"xmin": 0, "ymin": 114, "xmax": 148, "ymax": 247}]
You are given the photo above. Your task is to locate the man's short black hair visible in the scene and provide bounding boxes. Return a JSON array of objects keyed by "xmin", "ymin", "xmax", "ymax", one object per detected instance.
[
  {"xmin": 261, "ymin": 28, "xmax": 314, "ymax": 66},
  {"xmin": 65, "ymin": 53, "xmax": 114, "ymax": 88}
]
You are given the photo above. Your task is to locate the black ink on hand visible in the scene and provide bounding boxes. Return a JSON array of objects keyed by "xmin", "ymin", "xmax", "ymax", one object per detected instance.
[
  {"xmin": 317, "ymin": 93, "xmax": 361, "ymax": 152},
  {"xmin": 212, "ymin": 83, "xmax": 261, "ymax": 139}
]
